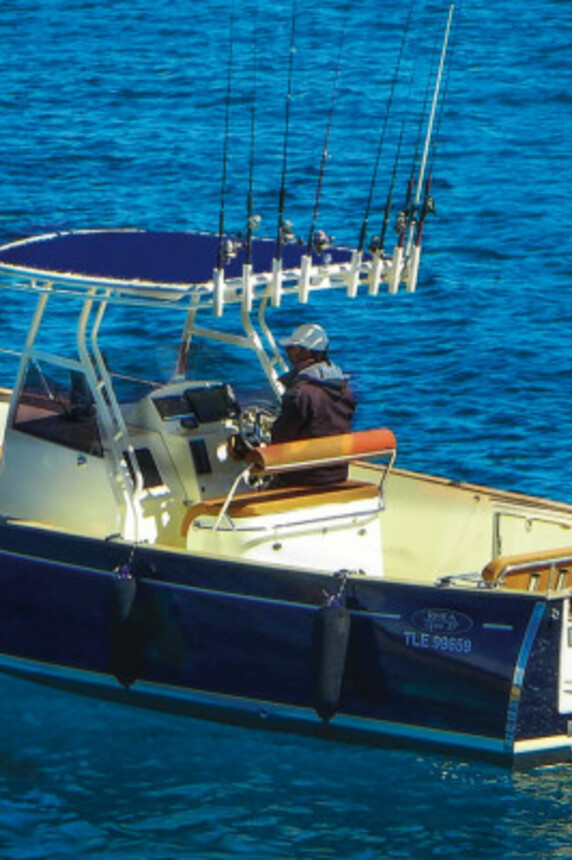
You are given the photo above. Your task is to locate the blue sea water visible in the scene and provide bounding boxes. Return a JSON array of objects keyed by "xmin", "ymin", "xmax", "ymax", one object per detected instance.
[{"xmin": 0, "ymin": 0, "xmax": 571, "ymax": 857}]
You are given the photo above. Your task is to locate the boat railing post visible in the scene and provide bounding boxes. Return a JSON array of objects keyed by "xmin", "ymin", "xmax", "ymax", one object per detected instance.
[
  {"xmin": 407, "ymin": 244, "xmax": 422, "ymax": 293},
  {"xmin": 81, "ymin": 291, "xmax": 143, "ymax": 541},
  {"xmin": 214, "ymin": 267, "xmax": 225, "ymax": 317},
  {"xmin": 388, "ymin": 245, "xmax": 403, "ymax": 294},
  {"xmin": 242, "ymin": 262, "xmax": 254, "ymax": 312},
  {"xmin": 271, "ymin": 257, "xmax": 283, "ymax": 307},
  {"xmin": 213, "ymin": 465, "xmax": 252, "ymax": 531},
  {"xmin": 368, "ymin": 254, "xmax": 384, "ymax": 296},
  {"xmin": 174, "ymin": 302, "xmax": 199, "ymax": 380},
  {"xmin": 240, "ymin": 303, "xmax": 283, "ymax": 396},
  {"xmin": 346, "ymin": 250, "xmax": 362, "ymax": 298},
  {"xmin": 256, "ymin": 298, "xmax": 288, "ymax": 385},
  {"xmin": 298, "ymin": 254, "xmax": 312, "ymax": 303},
  {"xmin": 4, "ymin": 288, "xmax": 50, "ymax": 429}
]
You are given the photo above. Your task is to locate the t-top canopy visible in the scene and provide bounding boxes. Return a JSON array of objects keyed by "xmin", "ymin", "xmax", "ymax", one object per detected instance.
[{"xmin": 0, "ymin": 229, "xmax": 358, "ymax": 289}]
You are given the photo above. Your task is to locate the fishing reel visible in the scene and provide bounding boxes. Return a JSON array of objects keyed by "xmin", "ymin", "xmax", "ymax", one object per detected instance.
[
  {"xmin": 423, "ymin": 195, "xmax": 436, "ymax": 216},
  {"xmin": 312, "ymin": 229, "xmax": 331, "ymax": 254},
  {"xmin": 219, "ymin": 237, "xmax": 239, "ymax": 264},
  {"xmin": 279, "ymin": 219, "xmax": 296, "ymax": 244},
  {"xmin": 394, "ymin": 205, "xmax": 416, "ymax": 235},
  {"xmin": 233, "ymin": 215, "xmax": 262, "ymax": 256},
  {"xmin": 247, "ymin": 214, "xmax": 262, "ymax": 233},
  {"xmin": 368, "ymin": 235, "xmax": 384, "ymax": 256}
]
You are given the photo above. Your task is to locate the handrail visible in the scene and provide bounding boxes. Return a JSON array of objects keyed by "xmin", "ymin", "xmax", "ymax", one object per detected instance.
[{"xmin": 482, "ymin": 546, "xmax": 572, "ymax": 591}]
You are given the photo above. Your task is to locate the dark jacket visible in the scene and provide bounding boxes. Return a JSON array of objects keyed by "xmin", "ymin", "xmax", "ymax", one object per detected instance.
[{"xmin": 271, "ymin": 359, "xmax": 356, "ymax": 485}]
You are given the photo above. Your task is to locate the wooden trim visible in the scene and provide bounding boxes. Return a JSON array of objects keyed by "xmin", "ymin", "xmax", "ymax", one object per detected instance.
[
  {"xmin": 482, "ymin": 546, "xmax": 572, "ymax": 592},
  {"xmin": 182, "ymin": 480, "xmax": 380, "ymax": 535}
]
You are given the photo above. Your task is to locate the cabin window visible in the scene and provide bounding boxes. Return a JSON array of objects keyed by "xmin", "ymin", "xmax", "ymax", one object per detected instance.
[{"xmin": 13, "ymin": 362, "xmax": 103, "ymax": 457}]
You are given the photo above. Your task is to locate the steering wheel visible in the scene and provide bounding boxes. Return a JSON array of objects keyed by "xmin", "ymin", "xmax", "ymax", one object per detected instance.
[{"xmin": 237, "ymin": 402, "xmax": 278, "ymax": 449}]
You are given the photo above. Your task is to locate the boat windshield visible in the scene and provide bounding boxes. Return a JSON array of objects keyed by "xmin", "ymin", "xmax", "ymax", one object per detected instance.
[{"xmin": 14, "ymin": 361, "xmax": 103, "ymax": 457}]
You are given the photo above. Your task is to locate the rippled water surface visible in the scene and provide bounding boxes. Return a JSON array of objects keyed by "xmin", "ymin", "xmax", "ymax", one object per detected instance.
[{"xmin": 0, "ymin": 0, "xmax": 572, "ymax": 856}]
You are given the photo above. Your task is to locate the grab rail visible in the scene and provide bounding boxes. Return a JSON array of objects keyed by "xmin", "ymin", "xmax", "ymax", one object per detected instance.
[{"xmin": 482, "ymin": 547, "xmax": 572, "ymax": 592}]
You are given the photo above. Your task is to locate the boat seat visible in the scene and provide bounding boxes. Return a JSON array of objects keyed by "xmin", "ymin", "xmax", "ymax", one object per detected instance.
[
  {"xmin": 181, "ymin": 479, "xmax": 380, "ymax": 535},
  {"xmin": 181, "ymin": 428, "xmax": 397, "ymax": 535},
  {"xmin": 182, "ymin": 427, "xmax": 396, "ymax": 536},
  {"xmin": 481, "ymin": 546, "xmax": 572, "ymax": 592}
]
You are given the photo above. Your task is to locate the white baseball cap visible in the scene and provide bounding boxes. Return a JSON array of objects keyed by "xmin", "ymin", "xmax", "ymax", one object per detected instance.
[{"xmin": 280, "ymin": 323, "xmax": 329, "ymax": 351}]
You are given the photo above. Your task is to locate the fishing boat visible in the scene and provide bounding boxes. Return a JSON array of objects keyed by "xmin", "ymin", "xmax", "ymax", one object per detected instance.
[
  {"xmin": 1, "ymin": 6, "xmax": 571, "ymax": 768},
  {"xmin": 0, "ymin": 225, "xmax": 572, "ymax": 768}
]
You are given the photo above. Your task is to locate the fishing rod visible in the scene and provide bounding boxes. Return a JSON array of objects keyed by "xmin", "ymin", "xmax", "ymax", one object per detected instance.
[
  {"xmin": 374, "ymin": 0, "xmax": 422, "ymax": 257},
  {"xmin": 407, "ymin": 3, "xmax": 454, "ymax": 247},
  {"xmin": 394, "ymin": 27, "xmax": 440, "ymax": 253},
  {"xmin": 216, "ymin": 7, "xmax": 236, "ymax": 273},
  {"xmin": 392, "ymin": 110, "xmax": 427, "ymax": 254},
  {"xmin": 412, "ymin": 4, "xmax": 457, "ymax": 251},
  {"xmin": 375, "ymin": 117, "xmax": 407, "ymax": 256},
  {"xmin": 405, "ymin": 3, "xmax": 455, "ymax": 291},
  {"xmin": 356, "ymin": 0, "xmax": 416, "ymax": 256},
  {"xmin": 366, "ymin": 120, "xmax": 407, "ymax": 296},
  {"xmin": 386, "ymin": 5, "xmax": 454, "ymax": 292},
  {"xmin": 306, "ymin": 26, "xmax": 345, "ymax": 256},
  {"xmin": 245, "ymin": 5, "xmax": 259, "ymax": 266},
  {"xmin": 275, "ymin": 0, "xmax": 297, "ymax": 263}
]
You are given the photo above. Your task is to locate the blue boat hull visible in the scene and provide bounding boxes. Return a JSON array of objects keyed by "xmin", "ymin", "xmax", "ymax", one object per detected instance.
[{"xmin": 0, "ymin": 521, "xmax": 568, "ymax": 765}]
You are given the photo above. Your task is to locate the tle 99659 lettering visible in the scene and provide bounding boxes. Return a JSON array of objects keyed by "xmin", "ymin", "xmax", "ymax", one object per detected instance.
[{"xmin": 404, "ymin": 631, "xmax": 472, "ymax": 654}]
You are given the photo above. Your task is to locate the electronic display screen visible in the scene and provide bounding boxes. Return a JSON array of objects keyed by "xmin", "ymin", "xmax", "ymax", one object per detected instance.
[
  {"xmin": 153, "ymin": 385, "xmax": 238, "ymax": 425},
  {"xmin": 185, "ymin": 385, "xmax": 238, "ymax": 423}
]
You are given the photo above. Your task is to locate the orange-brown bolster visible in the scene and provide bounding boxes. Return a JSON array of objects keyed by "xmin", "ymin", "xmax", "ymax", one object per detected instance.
[{"xmin": 245, "ymin": 428, "xmax": 396, "ymax": 474}]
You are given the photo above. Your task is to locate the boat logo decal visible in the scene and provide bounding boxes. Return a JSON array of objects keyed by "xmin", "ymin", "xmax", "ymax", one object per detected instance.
[
  {"xmin": 410, "ymin": 608, "xmax": 474, "ymax": 635},
  {"xmin": 403, "ymin": 609, "xmax": 474, "ymax": 654}
]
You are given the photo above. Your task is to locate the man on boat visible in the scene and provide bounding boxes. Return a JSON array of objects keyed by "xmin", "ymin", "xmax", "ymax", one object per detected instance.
[{"xmin": 271, "ymin": 323, "xmax": 356, "ymax": 486}]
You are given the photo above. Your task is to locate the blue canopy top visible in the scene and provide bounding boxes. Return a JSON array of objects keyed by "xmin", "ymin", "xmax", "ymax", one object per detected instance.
[{"xmin": 0, "ymin": 230, "xmax": 358, "ymax": 287}]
